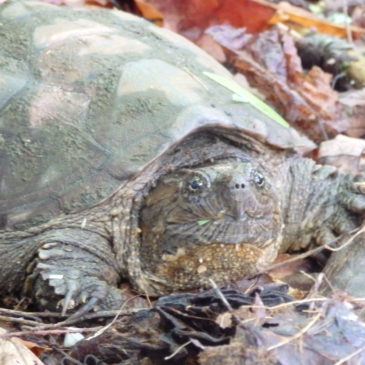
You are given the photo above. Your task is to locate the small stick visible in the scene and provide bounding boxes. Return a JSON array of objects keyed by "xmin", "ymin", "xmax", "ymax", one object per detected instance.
[
  {"xmin": 334, "ymin": 344, "xmax": 365, "ymax": 365},
  {"xmin": 266, "ymin": 311, "xmax": 322, "ymax": 351},
  {"xmin": 164, "ymin": 340, "xmax": 192, "ymax": 360},
  {"xmin": 0, "ymin": 327, "xmax": 101, "ymax": 339},
  {"xmin": 209, "ymin": 279, "xmax": 233, "ymax": 311}
]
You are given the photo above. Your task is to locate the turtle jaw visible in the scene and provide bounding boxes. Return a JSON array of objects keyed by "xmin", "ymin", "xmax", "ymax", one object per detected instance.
[
  {"xmin": 138, "ymin": 210, "xmax": 282, "ymax": 293},
  {"xmin": 148, "ymin": 241, "xmax": 279, "ymax": 293}
]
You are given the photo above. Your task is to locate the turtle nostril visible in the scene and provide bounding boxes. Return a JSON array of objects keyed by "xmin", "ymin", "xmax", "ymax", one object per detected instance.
[{"xmin": 234, "ymin": 183, "xmax": 245, "ymax": 189}]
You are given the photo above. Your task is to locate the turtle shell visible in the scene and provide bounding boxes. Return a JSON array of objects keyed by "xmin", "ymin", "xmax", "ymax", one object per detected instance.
[{"xmin": 0, "ymin": 0, "xmax": 314, "ymax": 229}]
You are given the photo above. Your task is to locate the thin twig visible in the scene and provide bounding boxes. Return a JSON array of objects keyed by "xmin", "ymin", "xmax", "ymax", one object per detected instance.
[
  {"xmin": 335, "ymin": 344, "xmax": 365, "ymax": 365},
  {"xmin": 209, "ymin": 279, "xmax": 233, "ymax": 311},
  {"xmin": 236, "ymin": 297, "xmax": 326, "ymax": 314},
  {"xmin": 266, "ymin": 311, "xmax": 322, "ymax": 351},
  {"xmin": 256, "ymin": 227, "xmax": 362, "ymax": 275},
  {"xmin": 0, "ymin": 314, "xmax": 42, "ymax": 327},
  {"xmin": 86, "ymin": 296, "xmax": 140, "ymax": 341},
  {"xmin": 307, "ymin": 273, "xmax": 325, "ymax": 310},
  {"xmin": 164, "ymin": 340, "xmax": 192, "ymax": 360},
  {"xmin": 52, "ymin": 346, "xmax": 84, "ymax": 365},
  {"xmin": 0, "ymin": 327, "xmax": 101, "ymax": 339},
  {"xmin": 0, "ymin": 308, "xmax": 63, "ymax": 319},
  {"xmin": 325, "ymin": 225, "xmax": 365, "ymax": 252},
  {"xmin": 21, "ymin": 308, "xmax": 143, "ymax": 331}
]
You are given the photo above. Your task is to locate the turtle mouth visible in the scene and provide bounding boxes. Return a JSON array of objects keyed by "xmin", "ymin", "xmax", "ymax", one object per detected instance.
[
  {"xmin": 167, "ymin": 210, "xmax": 266, "ymax": 225},
  {"xmin": 164, "ymin": 215, "xmax": 277, "ymax": 247}
]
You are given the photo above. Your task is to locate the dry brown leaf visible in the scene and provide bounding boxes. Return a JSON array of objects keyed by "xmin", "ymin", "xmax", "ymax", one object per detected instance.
[
  {"xmin": 196, "ymin": 34, "xmax": 226, "ymax": 63},
  {"xmin": 267, "ymin": 253, "xmax": 316, "ymax": 293},
  {"xmin": 340, "ymin": 89, "xmax": 365, "ymax": 138},
  {"xmin": 134, "ymin": 0, "xmax": 163, "ymax": 23},
  {"xmin": 205, "ymin": 25, "xmax": 253, "ymax": 51},
  {"xmin": 0, "ymin": 328, "xmax": 45, "ymax": 365},
  {"xmin": 215, "ymin": 312, "xmax": 233, "ymax": 329},
  {"xmin": 205, "ymin": 26, "xmax": 349, "ymax": 142},
  {"xmin": 234, "ymin": 53, "xmax": 343, "ymax": 141},
  {"xmin": 15, "ymin": 338, "xmax": 48, "ymax": 358},
  {"xmin": 206, "ymin": 25, "xmax": 343, "ymax": 141},
  {"xmin": 268, "ymin": 253, "xmax": 307, "ymax": 279},
  {"xmin": 318, "ymin": 134, "xmax": 365, "ymax": 174},
  {"xmin": 252, "ymin": 293, "xmax": 266, "ymax": 319},
  {"xmin": 297, "ymin": 67, "xmax": 338, "ymax": 120}
]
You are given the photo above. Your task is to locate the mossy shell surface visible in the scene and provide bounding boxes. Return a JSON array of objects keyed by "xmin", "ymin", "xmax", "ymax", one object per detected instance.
[{"xmin": 0, "ymin": 0, "xmax": 314, "ymax": 228}]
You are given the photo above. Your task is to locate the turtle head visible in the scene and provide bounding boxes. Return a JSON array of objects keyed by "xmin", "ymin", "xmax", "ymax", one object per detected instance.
[{"xmin": 139, "ymin": 159, "xmax": 283, "ymax": 292}]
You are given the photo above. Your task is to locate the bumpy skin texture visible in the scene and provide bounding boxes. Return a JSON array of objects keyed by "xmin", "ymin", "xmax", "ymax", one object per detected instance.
[{"xmin": 0, "ymin": 0, "xmax": 364, "ymax": 315}]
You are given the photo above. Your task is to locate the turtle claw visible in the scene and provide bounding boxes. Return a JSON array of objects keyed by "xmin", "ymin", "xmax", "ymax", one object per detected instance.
[
  {"xmin": 37, "ymin": 271, "xmax": 124, "ymax": 316},
  {"xmin": 310, "ymin": 175, "xmax": 365, "ymax": 248},
  {"xmin": 352, "ymin": 181, "xmax": 365, "ymax": 194},
  {"xmin": 54, "ymin": 274, "xmax": 124, "ymax": 316},
  {"xmin": 316, "ymin": 228, "xmax": 337, "ymax": 246},
  {"xmin": 31, "ymin": 241, "xmax": 124, "ymax": 315},
  {"xmin": 60, "ymin": 276, "xmax": 112, "ymax": 316},
  {"xmin": 326, "ymin": 177, "xmax": 365, "ymax": 241},
  {"xmin": 62, "ymin": 285, "xmax": 77, "ymax": 316},
  {"xmin": 67, "ymin": 297, "xmax": 99, "ymax": 320},
  {"xmin": 344, "ymin": 192, "xmax": 365, "ymax": 214}
]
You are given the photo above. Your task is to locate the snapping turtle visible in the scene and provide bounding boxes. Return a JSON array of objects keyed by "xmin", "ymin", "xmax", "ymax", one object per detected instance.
[{"xmin": 1, "ymin": 0, "xmax": 364, "ymax": 315}]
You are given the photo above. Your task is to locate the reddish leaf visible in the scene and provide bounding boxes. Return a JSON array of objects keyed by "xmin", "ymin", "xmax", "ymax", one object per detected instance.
[
  {"xmin": 205, "ymin": 27, "xmax": 347, "ymax": 142},
  {"xmin": 136, "ymin": 0, "xmax": 275, "ymax": 39}
]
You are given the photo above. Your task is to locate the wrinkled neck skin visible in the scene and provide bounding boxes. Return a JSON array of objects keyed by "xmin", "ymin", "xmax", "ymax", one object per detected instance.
[{"xmin": 120, "ymin": 131, "xmax": 286, "ymax": 294}]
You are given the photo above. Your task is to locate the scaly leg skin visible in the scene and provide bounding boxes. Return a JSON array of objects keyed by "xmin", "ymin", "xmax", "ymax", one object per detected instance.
[
  {"xmin": 312, "ymin": 169, "xmax": 365, "ymax": 246},
  {"xmin": 283, "ymin": 159, "xmax": 365, "ymax": 252},
  {"xmin": 24, "ymin": 228, "xmax": 123, "ymax": 317}
]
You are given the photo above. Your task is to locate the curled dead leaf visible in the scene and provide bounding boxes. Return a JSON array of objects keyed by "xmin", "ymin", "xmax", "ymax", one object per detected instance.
[
  {"xmin": 318, "ymin": 134, "xmax": 365, "ymax": 174},
  {"xmin": 0, "ymin": 328, "xmax": 45, "ymax": 365}
]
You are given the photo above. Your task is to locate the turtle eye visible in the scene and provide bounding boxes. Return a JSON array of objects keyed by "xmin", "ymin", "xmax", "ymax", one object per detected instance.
[
  {"xmin": 253, "ymin": 172, "xmax": 265, "ymax": 187},
  {"xmin": 187, "ymin": 177, "xmax": 204, "ymax": 192}
]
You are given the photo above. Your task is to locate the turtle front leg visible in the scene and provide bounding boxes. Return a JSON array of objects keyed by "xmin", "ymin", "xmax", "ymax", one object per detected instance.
[
  {"xmin": 282, "ymin": 158, "xmax": 365, "ymax": 252},
  {"xmin": 26, "ymin": 228, "xmax": 124, "ymax": 315},
  {"xmin": 315, "ymin": 172, "xmax": 365, "ymax": 245}
]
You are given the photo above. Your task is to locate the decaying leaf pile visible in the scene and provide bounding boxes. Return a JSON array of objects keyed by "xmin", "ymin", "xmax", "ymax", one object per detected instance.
[
  {"xmin": 2, "ymin": 283, "xmax": 365, "ymax": 364},
  {"xmin": 2, "ymin": 0, "xmax": 365, "ymax": 364}
]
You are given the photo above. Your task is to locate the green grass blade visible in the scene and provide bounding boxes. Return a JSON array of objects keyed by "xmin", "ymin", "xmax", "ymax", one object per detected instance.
[{"xmin": 203, "ymin": 71, "xmax": 289, "ymax": 127}]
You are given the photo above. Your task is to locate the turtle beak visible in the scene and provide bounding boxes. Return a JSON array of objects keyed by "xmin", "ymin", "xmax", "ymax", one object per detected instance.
[
  {"xmin": 228, "ymin": 180, "xmax": 249, "ymax": 221},
  {"xmin": 232, "ymin": 195, "xmax": 246, "ymax": 220}
]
